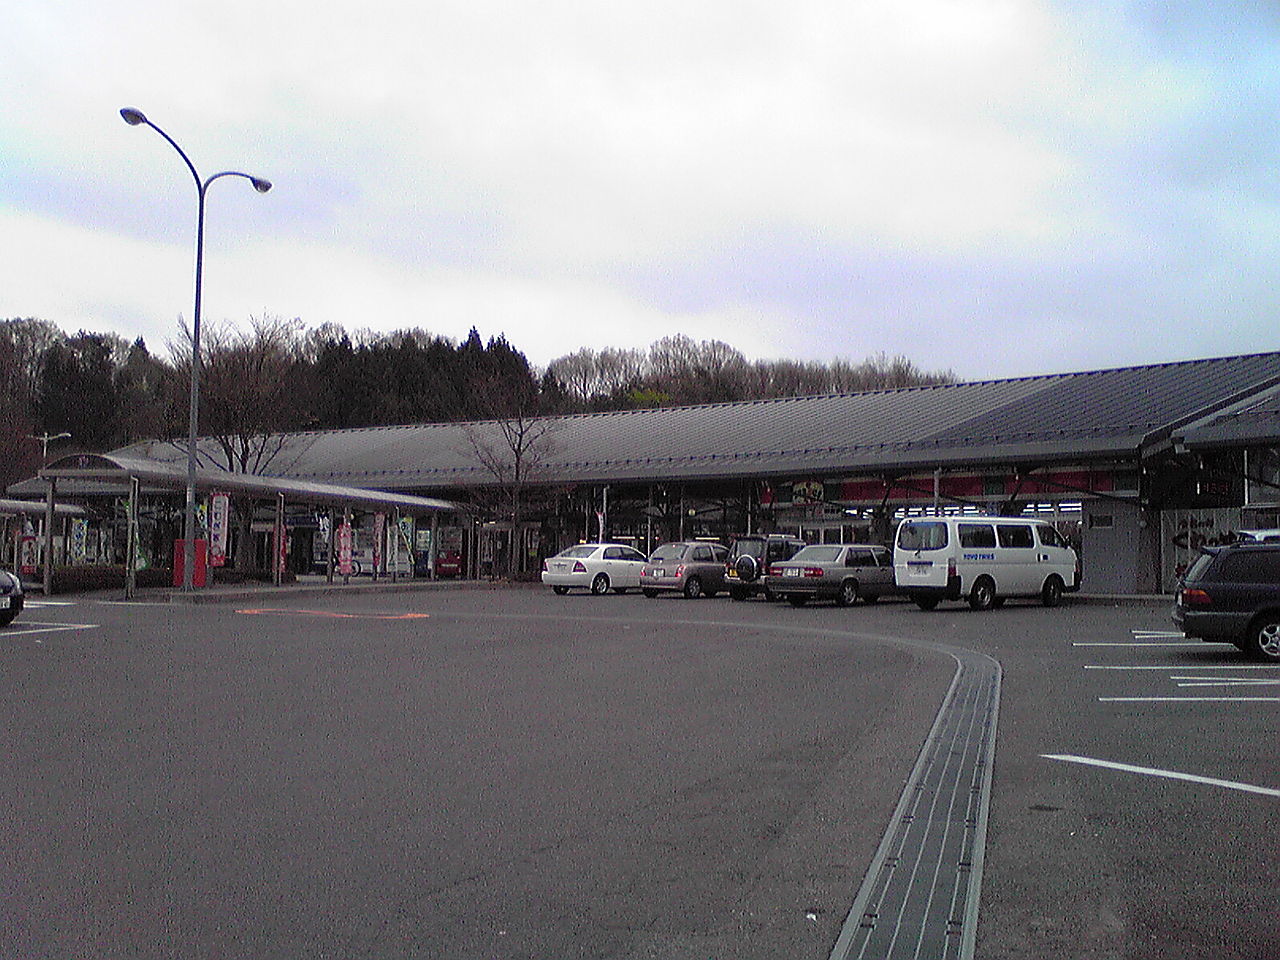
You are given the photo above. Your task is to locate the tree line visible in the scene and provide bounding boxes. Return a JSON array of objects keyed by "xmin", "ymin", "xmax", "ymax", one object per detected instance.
[{"xmin": 0, "ymin": 315, "xmax": 954, "ymax": 490}]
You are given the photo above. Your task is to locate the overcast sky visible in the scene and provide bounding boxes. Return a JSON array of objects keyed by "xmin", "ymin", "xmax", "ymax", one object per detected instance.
[{"xmin": 3, "ymin": 1, "xmax": 1279, "ymax": 381}]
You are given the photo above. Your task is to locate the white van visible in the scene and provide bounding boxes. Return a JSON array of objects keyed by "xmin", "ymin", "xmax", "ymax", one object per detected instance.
[{"xmin": 893, "ymin": 516, "xmax": 1079, "ymax": 610}]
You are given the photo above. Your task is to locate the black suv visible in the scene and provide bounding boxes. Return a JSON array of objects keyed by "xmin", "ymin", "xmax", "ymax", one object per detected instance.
[
  {"xmin": 725, "ymin": 534, "xmax": 806, "ymax": 601},
  {"xmin": 1172, "ymin": 543, "xmax": 1280, "ymax": 661}
]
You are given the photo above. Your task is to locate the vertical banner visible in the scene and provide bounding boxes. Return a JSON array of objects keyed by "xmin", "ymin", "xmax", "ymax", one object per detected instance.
[
  {"xmin": 337, "ymin": 520, "xmax": 354, "ymax": 576},
  {"xmin": 209, "ymin": 492, "xmax": 230, "ymax": 567},
  {"xmin": 69, "ymin": 518, "xmax": 88, "ymax": 564},
  {"xmin": 373, "ymin": 513, "xmax": 385, "ymax": 576}
]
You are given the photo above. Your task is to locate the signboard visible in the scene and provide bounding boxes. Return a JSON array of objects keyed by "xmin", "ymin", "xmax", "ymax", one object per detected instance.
[
  {"xmin": 208, "ymin": 492, "xmax": 230, "ymax": 567},
  {"xmin": 18, "ymin": 535, "xmax": 37, "ymax": 578},
  {"xmin": 337, "ymin": 520, "xmax": 354, "ymax": 576},
  {"xmin": 69, "ymin": 518, "xmax": 88, "ymax": 564}
]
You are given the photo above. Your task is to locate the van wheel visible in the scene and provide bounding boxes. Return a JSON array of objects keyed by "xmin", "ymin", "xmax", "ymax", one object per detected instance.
[
  {"xmin": 1041, "ymin": 575, "xmax": 1064, "ymax": 608},
  {"xmin": 914, "ymin": 596, "xmax": 939, "ymax": 611},
  {"xmin": 1248, "ymin": 616, "xmax": 1280, "ymax": 662},
  {"xmin": 836, "ymin": 579, "xmax": 858, "ymax": 607},
  {"xmin": 969, "ymin": 577, "xmax": 996, "ymax": 611}
]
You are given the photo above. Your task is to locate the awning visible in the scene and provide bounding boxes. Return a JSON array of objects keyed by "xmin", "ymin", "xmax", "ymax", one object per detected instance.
[{"xmin": 38, "ymin": 453, "xmax": 462, "ymax": 515}]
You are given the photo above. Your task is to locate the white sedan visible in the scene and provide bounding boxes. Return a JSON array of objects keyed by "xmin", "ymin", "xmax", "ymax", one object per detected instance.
[{"xmin": 541, "ymin": 543, "xmax": 648, "ymax": 595}]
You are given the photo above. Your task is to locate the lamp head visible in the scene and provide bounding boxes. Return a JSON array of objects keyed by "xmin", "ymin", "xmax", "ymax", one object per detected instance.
[
  {"xmin": 251, "ymin": 177, "xmax": 272, "ymax": 194},
  {"xmin": 120, "ymin": 107, "xmax": 148, "ymax": 126}
]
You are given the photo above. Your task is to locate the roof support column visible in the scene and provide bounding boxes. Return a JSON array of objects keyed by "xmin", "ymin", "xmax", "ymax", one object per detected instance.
[
  {"xmin": 273, "ymin": 493, "xmax": 285, "ymax": 587},
  {"xmin": 42, "ymin": 479, "xmax": 56, "ymax": 596},
  {"xmin": 326, "ymin": 508, "xmax": 335, "ymax": 585},
  {"xmin": 124, "ymin": 477, "xmax": 139, "ymax": 601}
]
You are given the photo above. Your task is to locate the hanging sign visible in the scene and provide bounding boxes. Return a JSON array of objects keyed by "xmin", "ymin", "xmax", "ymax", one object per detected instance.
[
  {"xmin": 337, "ymin": 520, "xmax": 354, "ymax": 576},
  {"xmin": 209, "ymin": 492, "xmax": 230, "ymax": 567},
  {"xmin": 373, "ymin": 513, "xmax": 385, "ymax": 574}
]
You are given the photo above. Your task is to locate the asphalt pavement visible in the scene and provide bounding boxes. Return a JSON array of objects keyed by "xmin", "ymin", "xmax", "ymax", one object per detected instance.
[{"xmin": 1, "ymin": 584, "xmax": 1274, "ymax": 959}]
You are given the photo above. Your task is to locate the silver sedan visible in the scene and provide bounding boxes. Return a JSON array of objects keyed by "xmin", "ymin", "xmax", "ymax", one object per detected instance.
[{"xmin": 766, "ymin": 544, "xmax": 896, "ymax": 607}]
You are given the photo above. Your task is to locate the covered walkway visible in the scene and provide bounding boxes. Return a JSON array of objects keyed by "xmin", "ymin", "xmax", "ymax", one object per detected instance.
[{"xmin": 29, "ymin": 453, "xmax": 464, "ymax": 597}]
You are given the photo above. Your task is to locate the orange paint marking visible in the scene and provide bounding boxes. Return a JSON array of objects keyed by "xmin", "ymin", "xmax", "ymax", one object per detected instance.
[{"xmin": 235, "ymin": 608, "xmax": 430, "ymax": 620}]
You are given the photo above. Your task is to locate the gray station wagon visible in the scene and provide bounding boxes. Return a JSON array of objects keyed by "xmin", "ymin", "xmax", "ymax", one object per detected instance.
[
  {"xmin": 641, "ymin": 541, "xmax": 729, "ymax": 599},
  {"xmin": 766, "ymin": 543, "xmax": 896, "ymax": 607}
]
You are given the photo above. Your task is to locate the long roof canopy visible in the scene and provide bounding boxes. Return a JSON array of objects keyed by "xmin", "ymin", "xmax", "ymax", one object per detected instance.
[
  {"xmin": 34, "ymin": 453, "xmax": 459, "ymax": 514},
  {"xmin": 78, "ymin": 351, "xmax": 1280, "ymax": 492}
]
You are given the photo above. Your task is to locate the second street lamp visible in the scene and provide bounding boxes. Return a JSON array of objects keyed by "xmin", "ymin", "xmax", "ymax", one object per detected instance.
[{"xmin": 120, "ymin": 107, "xmax": 271, "ymax": 591}]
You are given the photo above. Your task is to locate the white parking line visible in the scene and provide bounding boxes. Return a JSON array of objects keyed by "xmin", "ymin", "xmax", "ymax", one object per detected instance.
[
  {"xmin": 1176, "ymin": 679, "xmax": 1280, "ymax": 687},
  {"xmin": 1099, "ymin": 696, "xmax": 1280, "ymax": 703},
  {"xmin": 1073, "ymin": 641, "xmax": 1208, "ymax": 647},
  {"xmin": 1131, "ymin": 630, "xmax": 1185, "ymax": 638},
  {"xmin": 1085, "ymin": 664, "xmax": 1278, "ymax": 670},
  {"xmin": 2, "ymin": 621, "xmax": 98, "ymax": 638},
  {"xmin": 23, "ymin": 599, "xmax": 77, "ymax": 607},
  {"xmin": 1042, "ymin": 754, "xmax": 1280, "ymax": 798}
]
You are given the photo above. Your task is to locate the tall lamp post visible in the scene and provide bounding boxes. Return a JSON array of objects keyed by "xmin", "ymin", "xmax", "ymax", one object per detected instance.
[{"xmin": 120, "ymin": 107, "xmax": 271, "ymax": 591}]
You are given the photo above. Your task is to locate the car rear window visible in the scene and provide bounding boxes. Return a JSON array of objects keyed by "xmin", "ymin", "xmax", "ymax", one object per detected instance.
[
  {"xmin": 561, "ymin": 546, "xmax": 597, "ymax": 558},
  {"xmin": 650, "ymin": 545, "xmax": 685, "ymax": 562},
  {"xmin": 897, "ymin": 522, "xmax": 947, "ymax": 551},
  {"xmin": 1214, "ymin": 550, "xmax": 1280, "ymax": 583},
  {"xmin": 733, "ymin": 540, "xmax": 766, "ymax": 559},
  {"xmin": 792, "ymin": 545, "xmax": 843, "ymax": 563},
  {"xmin": 1183, "ymin": 552, "xmax": 1214, "ymax": 582}
]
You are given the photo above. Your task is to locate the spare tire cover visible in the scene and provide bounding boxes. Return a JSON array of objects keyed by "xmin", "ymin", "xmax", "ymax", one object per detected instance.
[{"xmin": 735, "ymin": 554, "xmax": 759, "ymax": 581}]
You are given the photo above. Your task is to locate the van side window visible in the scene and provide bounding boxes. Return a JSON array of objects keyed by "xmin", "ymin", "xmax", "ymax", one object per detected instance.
[
  {"xmin": 997, "ymin": 525, "xmax": 1034, "ymax": 549},
  {"xmin": 1036, "ymin": 525, "xmax": 1067, "ymax": 549},
  {"xmin": 959, "ymin": 524, "xmax": 996, "ymax": 548}
]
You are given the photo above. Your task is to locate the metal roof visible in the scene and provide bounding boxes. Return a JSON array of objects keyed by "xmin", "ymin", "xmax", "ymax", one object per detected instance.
[
  {"xmin": 81, "ymin": 351, "xmax": 1280, "ymax": 491},
  {"xmin": 28, "ymin": 453, "xmax": 460, "ymax": 513}
]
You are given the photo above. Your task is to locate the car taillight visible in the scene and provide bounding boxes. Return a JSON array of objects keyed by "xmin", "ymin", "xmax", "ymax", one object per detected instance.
[
  {"xmin": 573, "ymin": 561, "xmax": 587, "ymax": 573},
  {"xmin": 803, "ymin": 567, "xmax": 824, "ymax": 578},
  {"xmin": 675, "ymin": 564, "xmax": 687, "ymax": 577},
  {"xmin": 768, "ymin": 566, "xmax": 782, "ymax": 576},
  {"xmin": 1180, "ymin": 588, "xmax": 1212, "ymax": 606}
]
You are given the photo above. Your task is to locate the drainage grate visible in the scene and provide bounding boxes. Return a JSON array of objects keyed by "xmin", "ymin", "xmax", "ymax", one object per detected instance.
[{"xmin": 829, "ymin": 648, "xmax": 1001, "ymax": 960}]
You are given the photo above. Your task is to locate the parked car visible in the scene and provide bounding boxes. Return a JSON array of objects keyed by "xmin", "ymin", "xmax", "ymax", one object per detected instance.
[
  {"xmin": 725, "ymin": 533, "xmax": 807, "ymax": 600},
  {"xmin": 542, "ymin": 543, "xmax": 648, "ymax": 595},
  {"xmin": 640, "ymin": 541, "xmax": 729, "ymax": 598},
  {"xmin": 0, "ymin": 567, "xmax": 24, "ymax": 627},
  {"xmin": 1172, "ymin": 542, "xmax": 1280, "ymax": 661},
  {"xmin": 766, "ymin": 543, "xmax": 896, "ymax": 606}
]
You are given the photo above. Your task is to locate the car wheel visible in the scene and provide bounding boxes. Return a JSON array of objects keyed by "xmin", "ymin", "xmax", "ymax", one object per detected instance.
[
  {"xmin": 643, "ymin": 589, "xmax": 659, "ymax": 598},
  {"xmin": 914, "ymin": 596, "xmax": 939, "ymax": 611},
  {"xmin": 762, "ymin": 588, "xmax": 777, "ymax": 602},
  {"xmin": 1041, "ymin": 575, "xmax": 1064, "ymax": 607},
  {"xmin": 862, "ymin": 592, "xmax": 879, "ymax": 605},
  {"xmin": 552, "ymin": 585, "xmax": 569, "ymax": 595},
  {"xmin": 836, "ymin": 579, "xmax": 858, "ymax": 607},
  {"xmin": 729, "ymin": 587, "xmax": 747, "ymax": 601},
  {"xmin": 591, "ymin": 573, "xmax": 610, "ymax": 595},
  {"xmin": 968, "ymin": 577, "xmax": 996, "ymax": 611},
  {"xmin": 1248, "ymin": 616, "xmax": 1280, "ymax": 662},
  {"xmin": 787, "ymin": 594, "xmax": 808, "ymax": 607},
  {"xmin": 0, "ymin": 608, "xmax": 16, "ymax": 627},
  {"xmin": 683, "ymin": 576, "xmax": 703, "ymax": 599}
]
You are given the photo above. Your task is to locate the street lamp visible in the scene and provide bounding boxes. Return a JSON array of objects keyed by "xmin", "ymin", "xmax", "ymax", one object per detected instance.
[
  {"xmin": 28, "ymin": 431, "xmax": 71, "ymax": 465},
  {"xmin": 120, "ymin": 107, "xmax": 271, "ymax": 591}
]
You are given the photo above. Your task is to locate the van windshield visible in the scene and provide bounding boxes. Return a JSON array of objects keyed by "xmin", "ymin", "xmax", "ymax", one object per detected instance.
[{"xmin": 897, "ymin": 521, "xmax": 947, "ymax": 551}]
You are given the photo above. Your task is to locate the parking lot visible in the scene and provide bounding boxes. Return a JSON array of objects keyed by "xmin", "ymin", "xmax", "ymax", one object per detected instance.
[{"xmin": 1, "ymin": 588, "xmax": 1276, "ymax": 959}]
